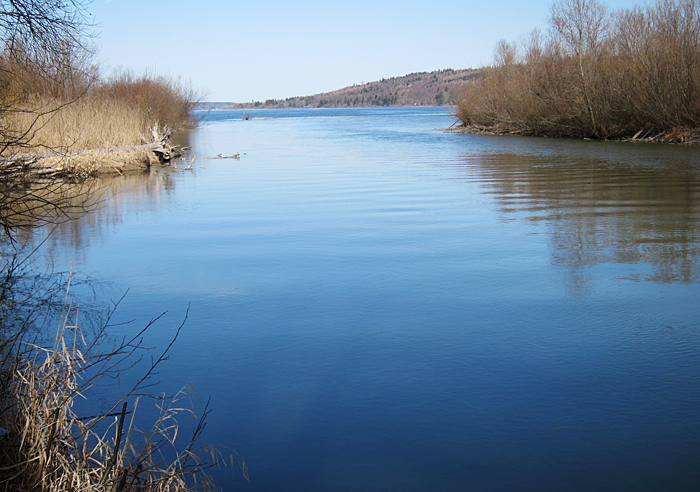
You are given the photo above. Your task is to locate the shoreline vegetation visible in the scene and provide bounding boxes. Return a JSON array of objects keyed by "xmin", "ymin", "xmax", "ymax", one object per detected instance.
[
  {"xmin": 0, "ymin": 2, "xmax": 245, "ymax": 492},
  {"xmin": 454, "ymin": 0, "xmax": 700, "ymax": 145},
  {"xmin": 3, "ymin": 0, "xmax": 700, "ymax": 489},
  {"xmin": 2, "ymin": 56, "xmax": 199, "ymax": 178},
  {"xmin": 1, "ymin": 69, "xmax": 199, "ymax": 177}
]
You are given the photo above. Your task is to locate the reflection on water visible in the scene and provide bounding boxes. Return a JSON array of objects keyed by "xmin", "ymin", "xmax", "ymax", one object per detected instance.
[
  {"xmin": 461, "ymin": 143, "xmax": 700, "ymax": 291},
  {"xmin": 46, "ymin": 169, "xmax": 181, "ymax": 256},
  {"xmin": 44, "ymin": 129, "xmax": 194, "ymax": 256}
]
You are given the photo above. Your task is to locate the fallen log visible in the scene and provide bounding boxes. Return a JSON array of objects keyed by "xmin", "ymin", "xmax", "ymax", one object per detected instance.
[
  {"xmin": 203, "ymin": 152, "xmax": 241, "ymax": 160},
  {"xmin": 0, "ymin": 130, "xmax": 183, "ymax": 180}
]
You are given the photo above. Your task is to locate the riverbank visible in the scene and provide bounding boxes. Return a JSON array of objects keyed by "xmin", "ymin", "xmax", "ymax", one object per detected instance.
[
  {"xmin": 1, "ymin": 74, "xmax": 198, "ymax": 180},
  {"xmin": 448, "ymin": 124, "xmax": 700, "ymax": 145},
  {"xmin": 5, "ymin": 147, "xmax": 159, "ymax": 179},
  {"xmin": 2, "ymin": 139, "xmax": 185, "ymax": 180}
]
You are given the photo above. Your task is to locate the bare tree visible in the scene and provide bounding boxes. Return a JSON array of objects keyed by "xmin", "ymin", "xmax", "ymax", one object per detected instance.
[
  {"xmin": 0, "ymin": 0, "xmax": 93, "ymax": 151},
  {"xmin": 550, "ymin": 0, "xmax": 609, "ymax": 136},
  {"xmin": 0, "ymin": 1, "xmax": 95, "ymax": 240},
  {"xmin": 0, "ymin": 0, "xmax": 89, "ymax": 66}
]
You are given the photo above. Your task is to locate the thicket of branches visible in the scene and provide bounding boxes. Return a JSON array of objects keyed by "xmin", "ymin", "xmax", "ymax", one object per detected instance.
[
  {"xmin": 0, "ymin": 0, "xmax": 92, "ymax": 153},
  {"xmin": 456, "ymin": 0, "xmax": 700, "ymax": 141},
  {"xmin": 94, "ymin": 70, "xmax": 200, "ymax": 135}
]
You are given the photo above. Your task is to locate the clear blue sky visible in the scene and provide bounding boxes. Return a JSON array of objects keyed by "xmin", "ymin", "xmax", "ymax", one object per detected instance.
[{"xmin": 88, "ymin": 0, "xmax": 640, "ymax": 102}]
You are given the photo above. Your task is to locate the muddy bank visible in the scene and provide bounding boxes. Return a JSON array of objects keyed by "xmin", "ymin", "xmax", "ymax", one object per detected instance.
[
  {"xmin": 446, "ymin": 124, "xmax": 700, "ymax": 145},
  {"xmin": 0, "ymin": 140, "xmax": 184, "ymax": 180},
  {"xmin": 36, "ymin": 147, "xmax": 161, "ymax": 177}
]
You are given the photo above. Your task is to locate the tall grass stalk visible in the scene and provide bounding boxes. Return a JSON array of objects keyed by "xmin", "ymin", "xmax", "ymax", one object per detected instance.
[
  {"xmin": 8, "ymin": 97, "xmax": 150, "ymax": 154},
  {"xmin": 0, "ymin": 269, "xmax": 246, "ymax": 491}
]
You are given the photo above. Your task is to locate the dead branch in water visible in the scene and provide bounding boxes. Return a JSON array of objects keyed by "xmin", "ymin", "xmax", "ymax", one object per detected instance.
[{"xmin": 203, "ymin": 153, "xmax": 241, "ymax": 160}]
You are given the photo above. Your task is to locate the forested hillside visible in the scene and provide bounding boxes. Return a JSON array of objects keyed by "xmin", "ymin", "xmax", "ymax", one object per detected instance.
[{"xmin": 199, "ymin": 68, "xmax": 480, "ymax": 110}]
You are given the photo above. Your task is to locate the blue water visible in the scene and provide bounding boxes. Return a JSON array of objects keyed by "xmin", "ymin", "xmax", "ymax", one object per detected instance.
[{"xmin": 45, "ymin": 107, "xmax": 700, "ymax": 491}]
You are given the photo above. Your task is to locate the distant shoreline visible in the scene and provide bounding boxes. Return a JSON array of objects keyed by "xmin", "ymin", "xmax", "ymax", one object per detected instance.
[
  {"xmin": 195, "ymin": 105, "xmax": 457, "ymax": 110},
  {"xmin": 198, "ymin": 68, "xmax": 480, "ymax": 111}
]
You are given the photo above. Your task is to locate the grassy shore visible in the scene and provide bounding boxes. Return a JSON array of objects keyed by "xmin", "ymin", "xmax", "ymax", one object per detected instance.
[
  {"xmin": 0, "ymin": 272, "xmax": 243, "ymax": 492},
  {"xmin": 2, "ymin": 72, "xmax": 198, "ymax": 177}
]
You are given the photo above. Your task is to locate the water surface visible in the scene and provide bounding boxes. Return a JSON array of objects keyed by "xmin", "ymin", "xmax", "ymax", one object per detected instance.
[{"xmin": 44, "ymin": 107, "xmax": 700, "ymax": 491}]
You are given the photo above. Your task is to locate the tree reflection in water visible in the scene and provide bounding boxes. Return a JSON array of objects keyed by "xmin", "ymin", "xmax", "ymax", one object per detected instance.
[{"xmin": 463, "ymin": 141, "xmax": 700, "ymax": 293}]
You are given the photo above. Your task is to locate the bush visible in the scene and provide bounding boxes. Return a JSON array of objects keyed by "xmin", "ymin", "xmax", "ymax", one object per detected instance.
[
  {"xmin": 456, "ymin": 0, "xmax": 700, "ymax": 141},
  {"xmin": 95, "ymin": 71, "xmax": 200, "ymax": 132}
]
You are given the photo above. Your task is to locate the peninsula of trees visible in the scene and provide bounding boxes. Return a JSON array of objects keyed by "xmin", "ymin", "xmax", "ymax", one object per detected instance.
[
  {"xmin": 455, "ymin": 0, "xmax": 700, "ymax": 144},
  {"xmin": 199, "ymin": 68, "xmax": 480, "ymax": 110}
]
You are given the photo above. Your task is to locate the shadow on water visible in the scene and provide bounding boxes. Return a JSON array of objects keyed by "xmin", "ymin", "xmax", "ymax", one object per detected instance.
[
  {"xmin": 4, "ymin": 129, "xmax": 195, "ymax": 259},
  {"xmin": 456, "ymin": 137, "xmax": 700, "ymax": 293}
]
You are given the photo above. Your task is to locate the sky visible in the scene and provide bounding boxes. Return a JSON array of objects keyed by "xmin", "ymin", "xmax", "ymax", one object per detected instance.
[{"xmin": 87, "ymin": 0, "xmax": 641, "ymax": 103}]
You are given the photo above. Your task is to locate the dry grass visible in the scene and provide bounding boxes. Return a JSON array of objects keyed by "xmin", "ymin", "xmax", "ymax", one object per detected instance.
[
  {"xmin": 3, "ymin": 97, "xmax": 177, "ymax": 177},
  {"xmin": 5, "ymin": 95, "xmax": 164, "ymax": 158},
  {"xmin": 1, "ymin": 71, "xmax": 197, "ymax": 161},
  {"xmin": 8, "ymin": 97, "xmax": 151, "ymax": 154},
  {"xmin": 0, "ymin": 271, "xmax": 247, "ymax": 491}
]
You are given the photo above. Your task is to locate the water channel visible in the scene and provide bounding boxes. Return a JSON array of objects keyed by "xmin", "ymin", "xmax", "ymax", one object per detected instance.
[{"xmin": 36, "ymin": 107, "xmax": 700, "ymax": 491}]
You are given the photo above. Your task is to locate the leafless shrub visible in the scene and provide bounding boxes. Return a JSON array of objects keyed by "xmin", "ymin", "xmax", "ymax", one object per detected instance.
[
  {"xmin": 456, "ymin": 0, "xmax": 700, "ymax": 142},
  {"xmin": 95, "ymin": 71, "xmax": 201, "ymax": 132}
]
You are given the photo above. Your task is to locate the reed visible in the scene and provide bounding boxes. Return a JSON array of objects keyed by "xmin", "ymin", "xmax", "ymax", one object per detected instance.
[
  {"xmin": 7, "ymin": 97, "xmax": 149, "ymax": 154},
  {"xmin": 1, "ymin": 54, "xmax": 199, "ymax": 158},
  {"xmin": 0, "ymin": 268, "xmax": 247, "ymax": 491},
  {"xmin": 5, "ymin": 76, "xmax": 198, "ymax": 156}
]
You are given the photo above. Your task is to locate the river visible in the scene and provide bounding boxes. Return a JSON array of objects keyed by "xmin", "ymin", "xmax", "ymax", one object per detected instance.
[{"xmin": 39, "ymin": 107, "xmax": 700, "ymax": 491}]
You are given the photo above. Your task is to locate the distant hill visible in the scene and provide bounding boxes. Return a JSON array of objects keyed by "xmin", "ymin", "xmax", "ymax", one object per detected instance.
[{"xmin": 198, "ymin": 68, "xmax": 481, "ymax": 110}]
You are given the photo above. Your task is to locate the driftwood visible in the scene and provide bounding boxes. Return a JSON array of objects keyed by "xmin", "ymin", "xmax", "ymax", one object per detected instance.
[
  {"xmin": 182, "ymin": 156, "xmax": 196, "ymax": 171},
  {"xmin": 143, "ymin": 124, "xmax": 184, "ymax": 162},
  {"xmin": 0, "ymin": 125, "xmax": 184, "ymax": 180},
  {"xmin": 203, "ymin": 152, "xmax": 241, "ymax": 160}
]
